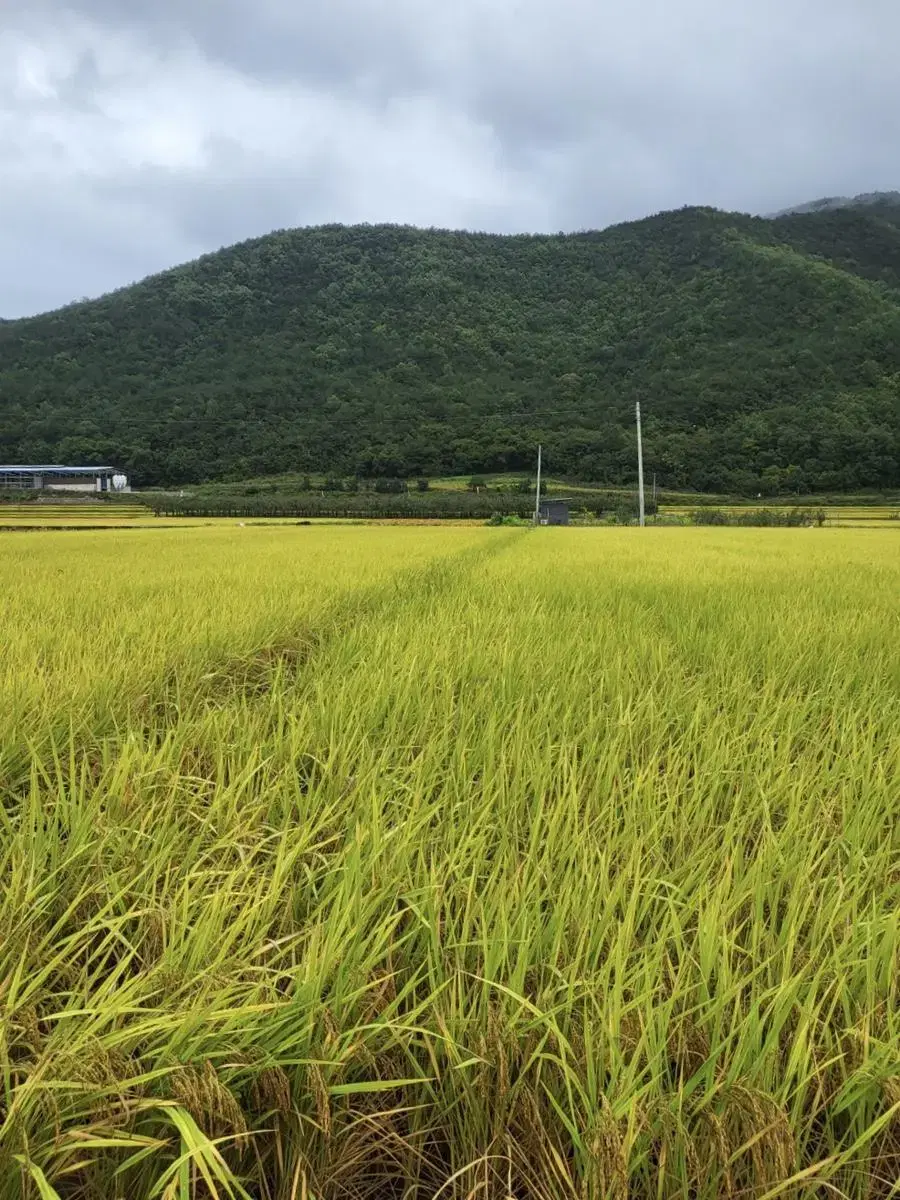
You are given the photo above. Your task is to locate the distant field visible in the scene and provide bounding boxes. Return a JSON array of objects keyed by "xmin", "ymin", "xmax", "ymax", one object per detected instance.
[
  {"xmin": 180, "ymin": 471, "xmax": 899, "ymax": 506},
  {"xmin": 1, "ymin": 526, "xmax": 897, "ymax": 1198},
  {"xmin": 0, "ymin": 506, "xmax": 482, "ymax": 529},
  {"xmin": 181, "ymin": 472, "xmax": 725, "ymax": 506},
  {"xmin": 3, "ymin": 497, "xmax": 898, "ymax": 529},
  {"xmin": 662, "ymin": 504, "xmax": 900, "ymax": 526},
  {"xmin": 0, "ymin": 504, "xmax": 159, "ymax": 528}
]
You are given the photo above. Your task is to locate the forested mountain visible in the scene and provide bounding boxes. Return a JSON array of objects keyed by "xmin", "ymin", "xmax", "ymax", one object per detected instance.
[
  {"xmin": 2, "ymin": 202, "xmax": 899, "ymax": 492},
  {"xmin": 770, "ymin": 191, "xmax": 900, "ymax": 218}
]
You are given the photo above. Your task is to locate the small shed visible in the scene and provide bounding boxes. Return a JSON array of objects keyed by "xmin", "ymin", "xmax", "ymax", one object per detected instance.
[{"xmin": 538, "ymin": 498, "xmax": 570, "ymax": 526}]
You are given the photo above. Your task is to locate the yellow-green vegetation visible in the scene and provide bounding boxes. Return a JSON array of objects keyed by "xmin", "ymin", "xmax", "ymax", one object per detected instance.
[
  {"xmin": 1, "ymin": 526, "xmax": 898, "ymax": 1199},
  {"xmin": 0, "ymin": 506, "xmax": 181, "ymax": 529}
]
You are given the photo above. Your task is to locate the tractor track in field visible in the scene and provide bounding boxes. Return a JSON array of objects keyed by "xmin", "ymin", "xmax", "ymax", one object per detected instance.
[
  {"xmin": 149, "ymin": 527, "xmax": 526, "ymax": 714},
  {"xmin": 1, "ymin": 530, "xmax": 527, "ymax": 801}
]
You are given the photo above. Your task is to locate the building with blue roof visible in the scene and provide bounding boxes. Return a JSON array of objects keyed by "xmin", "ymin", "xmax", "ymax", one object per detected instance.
[{"xmin": 0, "ymin": 465, "xmax": 124, "ymax": 493}]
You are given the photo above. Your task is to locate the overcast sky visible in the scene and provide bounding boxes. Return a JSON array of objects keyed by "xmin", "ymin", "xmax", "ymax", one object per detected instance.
[{"xmin": 2, "ymin": 0, "xmax": 898, "ymax": 317}]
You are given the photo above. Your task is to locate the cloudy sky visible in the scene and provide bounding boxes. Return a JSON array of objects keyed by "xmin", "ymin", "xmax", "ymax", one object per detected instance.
[{"xmin": 2, "ymin": 0, "xmax": 898, "ymax": 317}]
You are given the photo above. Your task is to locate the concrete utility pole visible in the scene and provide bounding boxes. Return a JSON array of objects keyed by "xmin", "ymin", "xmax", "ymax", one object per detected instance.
[
  {"xmin": 636, "ymin": 403, "xmax": 646, "ymax": 527},
  {"xmin": 534, "ymin": 443, "xmax": 543, "ymax": 524}
]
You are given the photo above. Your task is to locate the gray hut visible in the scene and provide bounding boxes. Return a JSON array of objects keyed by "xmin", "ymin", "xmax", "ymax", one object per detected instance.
[{"xmin": 538, "ymin": 498, "xmax": 570, "ymax": 526}]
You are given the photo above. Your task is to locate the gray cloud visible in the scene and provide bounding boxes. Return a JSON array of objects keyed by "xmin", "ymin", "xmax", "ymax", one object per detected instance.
[{"xmin": 2, "ymin": 0, "xmax": 899, "ymax": 316}]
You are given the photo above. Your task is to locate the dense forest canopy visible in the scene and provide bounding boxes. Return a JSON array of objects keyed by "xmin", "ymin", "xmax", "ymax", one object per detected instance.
[{"xmin": 1, "ymin": 202, "xmax": 899, "ymax": 492}]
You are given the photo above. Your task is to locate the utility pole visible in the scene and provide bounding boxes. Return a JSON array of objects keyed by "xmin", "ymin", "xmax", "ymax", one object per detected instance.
[
  {"xmin": 636, "ymin": 403, "xmax": 645, "ymax": 527},
  {"xmin": 534, "ymin": 443, "xmax": 543, "ymax": 525}
]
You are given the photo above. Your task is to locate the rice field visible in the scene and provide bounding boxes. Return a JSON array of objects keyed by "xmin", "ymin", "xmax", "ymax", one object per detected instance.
[
  {"xmin": 1, "ymin": 525, "xmax": 898, "ymax": 1200},
  {"xmin": 0, "ymin": 505, "xmax": 181, "ymax": 529}
]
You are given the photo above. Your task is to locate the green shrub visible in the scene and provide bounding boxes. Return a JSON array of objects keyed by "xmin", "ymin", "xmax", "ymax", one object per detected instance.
[{"xmin": 487, "ymin": 513, "xmax": 530, "ymax": 526}]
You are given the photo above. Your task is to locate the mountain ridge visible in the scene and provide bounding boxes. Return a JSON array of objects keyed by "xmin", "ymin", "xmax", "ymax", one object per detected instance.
[
  {"xmin": 1, "ymin": 202, "xmax": 898, "ymax": 493},
  {"xmin": 768, "ymin": 190, "xmax": 900, "ymax": 218}
]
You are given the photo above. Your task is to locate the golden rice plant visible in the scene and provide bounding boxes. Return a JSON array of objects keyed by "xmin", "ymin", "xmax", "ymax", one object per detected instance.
[{"xmin": 0, "ymin": 525, "xmax": 897, "ymax": 1199}]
